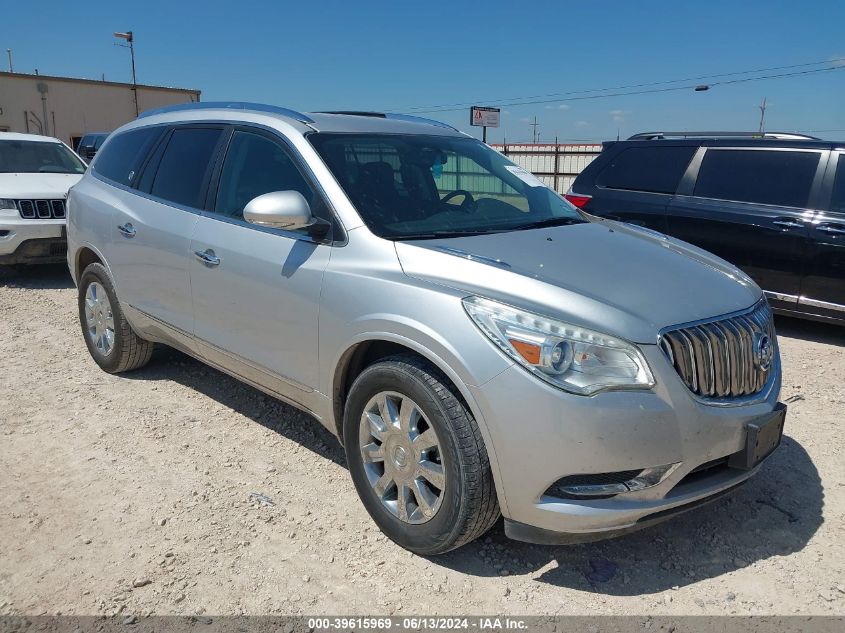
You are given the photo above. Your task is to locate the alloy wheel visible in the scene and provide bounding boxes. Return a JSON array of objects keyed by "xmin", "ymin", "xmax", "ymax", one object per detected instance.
[
  {"xmin": 358, "ymin": 391, "xmax": 446, "ymax": 524},
  {"xmin": 84, "ymin": 281, "xmax": 115, "ymax": 356}
]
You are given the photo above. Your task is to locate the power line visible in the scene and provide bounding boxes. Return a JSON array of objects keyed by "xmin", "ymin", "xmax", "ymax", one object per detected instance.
[
  {"xmin": 405, "ymin": 66, "xmax": 844, "ymax": 114},
  {"xmin": 397, "ymin": 59, "xmax": 837, "ymax": 112}
]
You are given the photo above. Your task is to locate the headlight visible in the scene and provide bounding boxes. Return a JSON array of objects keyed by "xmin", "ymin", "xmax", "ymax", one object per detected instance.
[
  {"xmin": 0, "ymin": 199, "xmax": 17, "ymax": 210},
  {"xmin": 463, "ymin": 296, "xmax": 655, "ymax": 395}
]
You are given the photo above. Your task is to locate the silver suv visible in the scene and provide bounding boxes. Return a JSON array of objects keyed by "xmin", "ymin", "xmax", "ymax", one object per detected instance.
[{"xmin": 67, "ymin": 102, "xmax": 786, "ymax": 554}]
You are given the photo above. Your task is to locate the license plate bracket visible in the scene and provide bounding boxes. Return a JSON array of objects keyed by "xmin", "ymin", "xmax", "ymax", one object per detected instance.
[{"xmin": 728, "ymin": 403, "xmax": 786, "ymax": 470}]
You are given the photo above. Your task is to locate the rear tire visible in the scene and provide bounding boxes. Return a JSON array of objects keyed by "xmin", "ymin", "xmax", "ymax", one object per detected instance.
[
  {"xmin": 343, "ymin": 354, "xmax": 500, "ymax": 554},
  {"xmin": 78, "ymin": 263, "xmax": 153, "ymax": 373}
]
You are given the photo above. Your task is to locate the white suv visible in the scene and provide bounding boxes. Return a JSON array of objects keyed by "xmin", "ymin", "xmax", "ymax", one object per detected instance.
[{"xmin": 0, "ymin": 132, "xmax": 86, "ymax": 266}]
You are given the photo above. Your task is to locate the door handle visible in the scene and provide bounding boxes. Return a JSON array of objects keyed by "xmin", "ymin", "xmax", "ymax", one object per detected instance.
[
  {"xmin": 772, "ymin": 219, "xmax": 804, "ymax": 230},
  {"xmin": 817, "ymin": 223, "xmax": 845, "ymax": 236},
  {"xmin": 117, "ymin": 222, "xmax": 136, "ymax": 237},
  {"xmin": 194, "ymin": 249, "xmax": 221, "ymax": 266}
]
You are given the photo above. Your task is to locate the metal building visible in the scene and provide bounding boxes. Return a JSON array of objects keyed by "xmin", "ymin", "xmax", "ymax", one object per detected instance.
[
  {"xmin": 492, "ymin": 143, "xmax": 603, "ymax": 194},
  {"xmin": 0, "ymin": 71, "xmax": 200, "ymax": 148}
]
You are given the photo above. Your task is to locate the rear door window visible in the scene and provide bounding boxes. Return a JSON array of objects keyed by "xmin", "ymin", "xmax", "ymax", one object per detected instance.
[
  {"xmin": 694, "ymin": 149, "xmax": 821, "ymax": 208},
  {"xmin": 93, "ymin": 126, "xmax": 162, "ymax": 186},
  {"xmin": 829, "ymin": 155, "xmax": 845, "ymax": 214},
  {"xmin": 149, "ymin": 127, "xmax": 224, "ymax": 209},
  {"xmin": 595, "ymin": 146, "xmax": 695, "ymax": 194}
]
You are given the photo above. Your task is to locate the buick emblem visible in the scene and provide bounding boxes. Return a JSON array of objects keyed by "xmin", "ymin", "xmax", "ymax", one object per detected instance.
[{"xmin": 752, "ymin": 332, "xmax": 774, "ymax": 371}]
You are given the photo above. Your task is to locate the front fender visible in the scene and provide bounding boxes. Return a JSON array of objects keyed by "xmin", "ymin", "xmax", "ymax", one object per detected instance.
[{"xmin": 325, "ymin": 315, "xmax": 513, "ymax": 516}]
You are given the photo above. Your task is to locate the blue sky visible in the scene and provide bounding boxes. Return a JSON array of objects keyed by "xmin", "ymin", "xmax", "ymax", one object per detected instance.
[{"xmin": 2, "ymin": 0, "xmax": 844, "ymax": 142}]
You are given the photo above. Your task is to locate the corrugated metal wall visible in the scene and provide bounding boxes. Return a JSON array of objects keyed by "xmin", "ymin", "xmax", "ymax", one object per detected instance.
[{"xmin": 492, "ymin": 143, "xmax": 602, "ymax": 194}]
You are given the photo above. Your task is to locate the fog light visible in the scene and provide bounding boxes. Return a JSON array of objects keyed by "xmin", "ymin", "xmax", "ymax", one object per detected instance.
[{"xmin": 546, "ymin": 463, "xmax": 681, "ymax": 499}]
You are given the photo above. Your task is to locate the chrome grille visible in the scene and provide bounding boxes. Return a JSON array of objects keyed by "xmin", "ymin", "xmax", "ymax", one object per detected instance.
[
  {"xmin": 16, "ymin": 199, "xmax": 67, "ymax": 220},
  {"xmin": 660, "ymin": 301, "xmax": 776, "ymax": 399}
]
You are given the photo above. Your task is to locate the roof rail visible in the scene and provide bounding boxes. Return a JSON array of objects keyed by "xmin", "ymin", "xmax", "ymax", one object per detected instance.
[
  {"xmin": 138, "ymin": 101, "xmax": 315, "ymax": 124},
  {"xmin": 316, "ymin": 111, "xmax": 387, "ymax": 118},
  {"xmin": 314, "ymin": 111, "xmax": 458, "ymax": 131},
  {"xmin": 628, "ymin": 131, "xmax": 821, "ymax": 141},
  {"xmin": 385, "ymin": 113, "xmax": 459, "ymax": 131}
]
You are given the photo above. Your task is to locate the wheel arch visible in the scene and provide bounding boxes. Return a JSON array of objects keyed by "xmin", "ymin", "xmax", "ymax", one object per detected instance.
[
  {"xmin": 330, "ymin": 332, "xmax": 510, "ymax": 515},
  {"xmin": 74, "ymin": 243, "xmax": 111, "ymax": 283}
]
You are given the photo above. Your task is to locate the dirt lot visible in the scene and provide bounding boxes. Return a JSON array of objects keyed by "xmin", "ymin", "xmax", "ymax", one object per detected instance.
[{"xmin": 0, "ymin": 264, "xmax": 843, "ymax": 617}]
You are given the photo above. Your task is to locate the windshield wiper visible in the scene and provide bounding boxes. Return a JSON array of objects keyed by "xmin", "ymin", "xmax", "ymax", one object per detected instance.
[
  {"xmin": 507, "ymin": 217, "xmax": 584, "ymax": 231},
  {"xmin": 393, "ymin": 229, "xmax": 508, "ymax": 240}
]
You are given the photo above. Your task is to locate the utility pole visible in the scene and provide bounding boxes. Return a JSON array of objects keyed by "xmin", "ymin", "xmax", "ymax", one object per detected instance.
[
  {"xmin": 114, "ymin": 31, "xmax": 139, "ymax": 117},
  {"xmin": 530, "ymin": 116, "xmax": 540, "ymax": 143},
  {"xmin": 6, "ymin": 49, "xmax": 12, "ymax": 72},
  {"xmin": 37, "ymin": 83, "xmax": 49, "ymax": 136},
  {"xmin": 758, "ymin": 97, "xmax": 767, "ymax": 134}
]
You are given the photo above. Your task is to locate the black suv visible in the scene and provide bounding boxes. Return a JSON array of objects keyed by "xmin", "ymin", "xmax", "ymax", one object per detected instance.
[
  {"xmin": 76, "ymin": 132, "xmax": 109, "ymax": 163},
  {"xmin": 567, "ymin": 132, "xmax": 845, "ymax": 325}
]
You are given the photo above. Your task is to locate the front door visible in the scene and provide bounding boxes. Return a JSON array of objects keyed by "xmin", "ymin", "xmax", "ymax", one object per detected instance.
[
  {"xmin": 667, "ymin": 147, "xmax": 826, "ymax": 305},
  {"xmin": 189, "ymin": 128, "xmax": 332, "ymax": 402}
]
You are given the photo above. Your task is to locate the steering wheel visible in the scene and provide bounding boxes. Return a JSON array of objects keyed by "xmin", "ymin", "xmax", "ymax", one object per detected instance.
[{"xmin": 441, "ymin": 189, "xmax": 476, "ymax": 213}]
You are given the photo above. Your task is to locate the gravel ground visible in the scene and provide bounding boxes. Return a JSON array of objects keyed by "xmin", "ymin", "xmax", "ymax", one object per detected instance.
[{"xmin": 0, "ymin": 264, "xmax": 843, "ymax": 617}]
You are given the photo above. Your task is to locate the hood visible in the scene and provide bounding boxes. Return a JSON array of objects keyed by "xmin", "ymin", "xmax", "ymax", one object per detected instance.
[
  {"xmin": 395, "ymin": 220, "xmax": 762, "ymax": 344},
  {"xmin": 0, "ymin": 172, "xmax": 83, "ymax": 199}
]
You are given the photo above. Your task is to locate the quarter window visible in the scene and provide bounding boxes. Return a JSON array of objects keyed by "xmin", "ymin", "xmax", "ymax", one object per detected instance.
[
  {"xmin": 830, "ymin": 156, "xmax": 845, "ymax": 214},
  {"xmin": 150, "ymin": 127, "xmax": 224, "ymax": 208},
  {"xmin": 694, "ymin": 149, "xmax": 820, "ymax": 208},
  {"xmin": 213, "ymin": 131, "xmax": 318, "ymax": 220},
  {"xmin": 93, "ymin": 127, "xmax": 162, "ymax": 185},
  {"xmin": 595, "ymin": 146, "xmax": 695, "ymax": 194}
]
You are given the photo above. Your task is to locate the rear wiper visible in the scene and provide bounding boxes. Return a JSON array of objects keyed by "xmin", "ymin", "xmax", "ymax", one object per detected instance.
[{"xmin": 508, "ymin": 217, "xmax": 584, "ymax": 231}]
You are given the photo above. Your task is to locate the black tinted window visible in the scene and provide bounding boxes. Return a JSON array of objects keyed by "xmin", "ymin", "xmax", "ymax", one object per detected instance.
[
  {"xmin": 596, "ymin": 146, "xmax": 695, "ymax": 194},
  {"xmin": 94, "ymin": 127, "xmax": 161, "ymax": 185},
  {"xmin": 830, "ymin": 157, "xmax": 845, "ymax": 215},
  {"xmin": 694, "ymin": 149, "xmax": 820, "ymax": 208},
  {"xmin": 214, "ymin": 131, "xmax": 316, "ymax": 219},
  {"xmin": 150, "ymin": 127, "xmax": 223, "ymax": 208}
]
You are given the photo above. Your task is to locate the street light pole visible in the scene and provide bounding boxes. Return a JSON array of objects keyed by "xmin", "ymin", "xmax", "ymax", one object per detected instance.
[{"xmin": 114, "ymin": 31, "xmax": 138, "ymax": 117}]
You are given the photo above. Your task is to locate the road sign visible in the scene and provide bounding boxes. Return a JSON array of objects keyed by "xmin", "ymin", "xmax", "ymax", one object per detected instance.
[{"xmin": 470, "ymin": 106, "xmax": 500, "ymax": 128}]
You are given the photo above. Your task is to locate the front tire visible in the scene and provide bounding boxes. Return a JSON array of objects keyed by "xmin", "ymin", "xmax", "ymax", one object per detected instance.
[
  {"xmin": 343, "ymin": 354, "xmax": 500, "ymax": 554},
  {"xmin": 78, "ymin": 263, "xmax": 153, "ymax": 373}
]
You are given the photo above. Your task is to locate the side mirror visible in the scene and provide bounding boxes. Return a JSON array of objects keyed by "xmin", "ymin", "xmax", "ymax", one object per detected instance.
[{"xmin": 243, "ymin": 191, "xmax": 314, "ymax": 231}]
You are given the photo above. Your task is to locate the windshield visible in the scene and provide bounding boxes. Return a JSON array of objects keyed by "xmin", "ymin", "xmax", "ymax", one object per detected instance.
[
  {"xmin": 309, "ymin": 133, "xmax": 584, "ymax": 239},
  {"xmin": 0, "ymin": 140, "xmax": 86, "ymax": 174}
]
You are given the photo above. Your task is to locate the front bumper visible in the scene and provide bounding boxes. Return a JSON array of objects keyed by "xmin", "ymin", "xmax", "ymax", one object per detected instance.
[
  {"xmin": 470, "ymin": 344, "xmax": 783, "ymax": 542},
  {"xmin": 0, "ymin": 217, "xmax": 66, "ymax": 264}
]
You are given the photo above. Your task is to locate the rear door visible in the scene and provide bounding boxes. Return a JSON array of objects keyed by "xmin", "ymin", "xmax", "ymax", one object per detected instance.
[
  {"xmin": 800, "ymin": 151, "xmax": 845, "ymax": 318},
  {"xmin": 110, "ymin": 124, "xmax": 226, "ymax": 338},
  {"xmin": 666, "ymin": 147, "xmax": 826, "ymax": 304},
  {"xmin": 581, "ymin": 144, "xmax": 696, "ymax": 231}
]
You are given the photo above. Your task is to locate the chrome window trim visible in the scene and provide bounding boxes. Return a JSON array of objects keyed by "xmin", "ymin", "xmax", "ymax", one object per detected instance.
[
  {"xmin": 798, "ymin": 296, "xmax": 845, "ymax": 313},
  {"xmin": 764, "ymin": 290, "xmax": 799, "ymax": 304}
]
